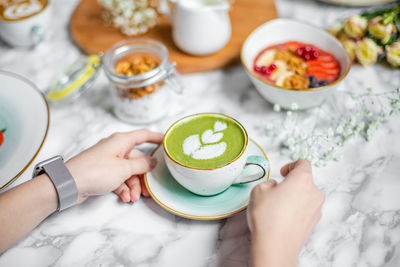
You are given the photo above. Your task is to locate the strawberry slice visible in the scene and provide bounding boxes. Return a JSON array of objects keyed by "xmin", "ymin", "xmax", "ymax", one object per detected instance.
[
  {"xmin": 308, "ymin": 72, "xmax": 337, "ymax": 82},
  {"xmin": 308, "ymin": 61, "xmax": 339, "ymax": 69},
  {"xmin": 308, "ymin": 67, "xmax": 340, "ymax": 75},
  {"xmin": 317, "ymin": 54, "xmax": 335, "ymax": 62}
]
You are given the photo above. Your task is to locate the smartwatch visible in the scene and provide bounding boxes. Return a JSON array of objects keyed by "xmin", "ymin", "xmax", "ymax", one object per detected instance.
[{"xmin": 32, "ymin": 156, "xmax": 78, "ymax": 211}]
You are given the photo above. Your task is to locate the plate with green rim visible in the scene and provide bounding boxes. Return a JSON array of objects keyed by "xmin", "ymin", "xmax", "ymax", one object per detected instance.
[
  {"xmin": 144, "ymin": 139, "xmax": 270, "ymax": 220},
  {"xmin": 0, "ymin": 71, "xmax": 49, "ymax": 191}
]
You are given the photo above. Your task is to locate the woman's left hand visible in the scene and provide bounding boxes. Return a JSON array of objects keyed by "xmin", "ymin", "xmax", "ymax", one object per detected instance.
[{"xmin": 65, "ymin": 129, "xmax": 164, "ymax": 203}]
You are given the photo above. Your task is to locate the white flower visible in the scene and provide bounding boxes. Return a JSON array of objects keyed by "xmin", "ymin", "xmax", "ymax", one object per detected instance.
[
  {"xmin": 385, "ymin": 41, "xmax": 400, "ymax": 67},
  {"xmin": 98, "ymin": 0, "xmax": 159, "ymax": 36},
  {"xmin": 344, "ymin": 15, "xmax": 368, "ymax": 39},
  {"xmin": 328, "ymin": 21, "xmax": 344, "ymax": 37},
  {"xmin": 368, "ymin": 16, "xmax": 395, "ymax": 44},
  {"xmin": 291, "ymin": 103, "xmax": 299, "ymax": 111},
  {"xmin": 355, "ymin": 38, "xmax": 381, "ymax": 66}
]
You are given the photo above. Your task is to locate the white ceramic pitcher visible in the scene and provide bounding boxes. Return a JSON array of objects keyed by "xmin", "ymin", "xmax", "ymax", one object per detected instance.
[{"xmin": 168, "ymin": 0, "xmax": 231, "ymax": 56}]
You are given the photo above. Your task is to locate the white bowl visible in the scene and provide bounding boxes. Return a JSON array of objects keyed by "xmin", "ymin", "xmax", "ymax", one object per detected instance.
[{"xmin": 241, "ymin": 18, "xmax": 351, "ymax": 110}]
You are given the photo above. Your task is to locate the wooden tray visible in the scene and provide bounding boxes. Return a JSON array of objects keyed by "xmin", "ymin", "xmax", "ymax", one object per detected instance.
[{"xmin": 69, "ymin": 0, "xmax": 277, "ymax": 74}]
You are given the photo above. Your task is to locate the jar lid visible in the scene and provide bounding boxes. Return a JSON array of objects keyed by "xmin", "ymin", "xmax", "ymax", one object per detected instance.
[{"xmin": 46, "ymin": 54, "xmax": 101, "ymax": 104}]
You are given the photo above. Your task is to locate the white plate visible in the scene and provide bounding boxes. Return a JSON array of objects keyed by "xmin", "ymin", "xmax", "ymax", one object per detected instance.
[
  {"xmin": 0, "ymin": 71, "xmax": 49, "ymax": 191},
  {"xmin": 144, "ymin": 139, "xmax": 270, "ymax": 220}
]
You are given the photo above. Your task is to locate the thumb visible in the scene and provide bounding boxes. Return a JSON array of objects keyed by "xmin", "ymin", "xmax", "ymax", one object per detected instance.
[{"xmin": 122, "ymin": 156, "xmax": 157, "ymax": 177}]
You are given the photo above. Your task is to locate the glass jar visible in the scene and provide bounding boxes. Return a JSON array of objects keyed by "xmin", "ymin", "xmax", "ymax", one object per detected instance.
[{"xmin": 103, "ymin": 38, "xmax": 183, "ymax": 124}]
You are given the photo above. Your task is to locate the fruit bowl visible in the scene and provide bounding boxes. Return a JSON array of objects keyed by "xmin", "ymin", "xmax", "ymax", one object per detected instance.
[{"xmin": 241, "ymin": 18, "xmax": 351, "ymax": 110}]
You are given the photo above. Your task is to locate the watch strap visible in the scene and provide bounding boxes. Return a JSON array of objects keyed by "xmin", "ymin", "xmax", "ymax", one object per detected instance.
[{"xmin": 33, "ymin": 156, "xmax": 78, "ymax": 211}]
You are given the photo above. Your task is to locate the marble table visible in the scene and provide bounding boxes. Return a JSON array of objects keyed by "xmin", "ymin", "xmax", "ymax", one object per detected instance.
[{"xmin": 1, "ymin": 0, "xmax": 399, "ymax": 266}]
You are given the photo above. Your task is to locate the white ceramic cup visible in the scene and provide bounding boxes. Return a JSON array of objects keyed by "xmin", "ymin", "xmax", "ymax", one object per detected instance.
[
  {"xmin": 0, "ymin": 0, "xmax": 50, "ymax": 47},
  {"xmin": 163, "ymin": 113, "xmax": 269, "ymax": 196}
]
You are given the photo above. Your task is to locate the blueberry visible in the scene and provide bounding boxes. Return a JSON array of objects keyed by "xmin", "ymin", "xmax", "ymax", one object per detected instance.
[
  {"xmin": 308, "ymin": 75, "xmax": 319, "ymax": 88},
  {"xmin": 319, "ymin": 80, "xmax": 329, "ymax": 86},
  {"xmin": 308, "ymin": 75, "xmax": 317, "ymax": 84}
]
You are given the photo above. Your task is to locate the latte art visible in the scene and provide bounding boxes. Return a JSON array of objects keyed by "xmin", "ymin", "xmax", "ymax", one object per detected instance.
[
  {"xmin": 0, "ymin": 0, "xmax": 46, "ymax": 21},
  {"xmin": 165, "ymin": 114, "xmax": 246, "ymax": 169},
  {"xmin": 183, "ymin": 121, "xmax": 228, "ymax": 160}
]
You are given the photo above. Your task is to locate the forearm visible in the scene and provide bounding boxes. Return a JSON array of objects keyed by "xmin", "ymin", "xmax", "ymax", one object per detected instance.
[
  {"xmin": 0, "ymin": 174, "xmax": 58, "ymax": 254},
  {"xmin": 250, "ymin": 232, "xmax": 298, "ymax": 267}
]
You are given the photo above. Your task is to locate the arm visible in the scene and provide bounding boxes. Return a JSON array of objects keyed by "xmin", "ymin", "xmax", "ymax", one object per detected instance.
[
  {"xmin": 0, "ymin": 129, "xmax": 163, "ymax": 254},
  {"xmin": 0, "ymin": 174, "xmax": 58, "ymax": 253},
  {"xmin": 247, "ymin": 159, "xmax": 325, "ymax": 267}
]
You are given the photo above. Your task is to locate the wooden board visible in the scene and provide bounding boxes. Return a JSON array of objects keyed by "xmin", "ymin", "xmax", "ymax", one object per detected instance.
[{"xmin": 69, "ymin": 0, "xmax": 278, "ymax": 74}]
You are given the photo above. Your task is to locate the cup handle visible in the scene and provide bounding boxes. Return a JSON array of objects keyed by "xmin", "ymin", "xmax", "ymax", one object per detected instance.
[
  {"xmin": 31, "ymin": 25, "xmax": 45, "ymax": 45},
  {"xmin": 232, "ymin": 155, "xmax": 270, "ymax": 185}
]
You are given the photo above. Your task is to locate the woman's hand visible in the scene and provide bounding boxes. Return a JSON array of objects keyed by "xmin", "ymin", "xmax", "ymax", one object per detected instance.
[
  {"xmin": 65, "ymin": 129, "xmax": 163, "ymax": 204},
  {"xmin": 248, "ymin": 159, "xmax": 325, "ymax": 267}
]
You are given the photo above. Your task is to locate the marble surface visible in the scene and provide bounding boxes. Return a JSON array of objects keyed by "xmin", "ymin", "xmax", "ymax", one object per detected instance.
[{"xmin": 1, "ymin": 0, "xmax": 400, "ymax": 266}]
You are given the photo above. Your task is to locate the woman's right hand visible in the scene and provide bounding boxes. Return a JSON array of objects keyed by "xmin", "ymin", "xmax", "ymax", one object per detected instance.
[{"xmin": 247, "ymin": 159, "xmax": 325, "ymax": 267}]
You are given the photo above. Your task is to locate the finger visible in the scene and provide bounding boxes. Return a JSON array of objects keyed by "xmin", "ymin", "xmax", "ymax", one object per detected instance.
[
  {"xmin": 113, "ymin": 183, "xmax": 131, "ymax": 202},
  {"xmin": 280, "ymin": 159, "xmax": 312, "ymax": 177},
  {"xmin": 140, "ymin": 175, "xmax": 150, "ymax": 197},
  {"xmin": 280, "ymin": 162, "xmax": 296, "ymax": 177},
  {"xmin": 126, "ymin": 176, "xmax": 141, "ymax": 202},
  {"xmin": 123, "ymin": 156, "xmax": 157, "ymax": 177},
  {"xmin": 264, "ymin": 179, "xmax": 277, "ymax": 188},
  {"xmin": 110, "ymin": 130, "xmax": 164, "ymax": 154},
  {"xmin": 128, "ymin": 149, "xmax": 146, "ymax": 159},
  {"xmin": 253, "ymin": 179, "xmax": 277, "ymax": 193}
]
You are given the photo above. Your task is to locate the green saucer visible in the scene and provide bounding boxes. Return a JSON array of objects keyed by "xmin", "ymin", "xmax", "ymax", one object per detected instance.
[{"xmin": 144, "ymin": 139, "xmax": 270, "ymax": 220}]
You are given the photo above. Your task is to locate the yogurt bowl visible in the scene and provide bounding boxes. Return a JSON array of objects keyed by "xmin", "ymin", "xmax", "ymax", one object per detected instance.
[{"xmin": 241, "ymin": 18, "xmax": 351, "ymax": 110}]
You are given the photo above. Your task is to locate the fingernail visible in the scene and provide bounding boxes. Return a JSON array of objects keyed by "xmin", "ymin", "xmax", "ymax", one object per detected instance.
[
  {"xmin": 146, "ymin": 156, "xmax": 157, "ymax": 169},
  {"xmin": 123, "ymin": 189, "xmax": 130, "ymax": 202}
]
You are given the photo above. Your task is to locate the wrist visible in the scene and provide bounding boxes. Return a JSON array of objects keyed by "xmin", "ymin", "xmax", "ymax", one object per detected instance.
[
  {"xmin": 34, "ymin": 174, "xmax": 59, "ymax": 213},
  {"xmin": 33, "ymin": 156, "xmax": 80, "ymax": 210},
  {"xmin": 251, "ymin": 230, "xmax": 298, "ymax": 267},
  {"xmin": 64, "ymin": 160, "xmax": 88, "ymax": 204}
]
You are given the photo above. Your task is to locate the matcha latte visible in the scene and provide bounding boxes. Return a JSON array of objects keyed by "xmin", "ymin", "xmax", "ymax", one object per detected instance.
[{"xmin": 165, "ymin": 114, "xmax": 246, "ymax": 169}]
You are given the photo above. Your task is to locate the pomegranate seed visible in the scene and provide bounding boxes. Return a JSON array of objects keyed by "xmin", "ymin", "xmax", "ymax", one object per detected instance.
[
  {"xmin": 295, "ymin": 48, "xmax": 304, "ymax": 57},
  {"xmin": 261, "ymin": 66, "xmax": 267, "ymax": 74},
  {"xmin": 254, "ymin": 65, "xmax": 261, "ymax": 72},
  {"xmin": 312, "ymin": 51, "xmax": 319, "ymax": 59},
  {"xmin": 305, "ymin": 46, "xmax": 312, "ymax": 52},
  {"xmin": 269, "ymin": 64, "xmax": 277, "ymax": 71},
  {"xmin": 265, "ymin": 68, "xmax": 272, "ymax": 75},
  {"xmin": 304, "ymin": 54, "xmax": 311, "ymax": 61}
]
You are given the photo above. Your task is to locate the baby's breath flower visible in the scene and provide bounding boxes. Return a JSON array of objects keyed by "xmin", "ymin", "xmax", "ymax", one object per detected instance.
[
  {"xmin": 261, "ymin": 88, "xmax": 399, "ymax": 167},
  {"xmin": 99, "ymin": 0, "xmax": 159, "ymax": 36},
  {"xmin": 291, "ymin": 103, "xmax": 299, "ymax": 111},
  {"xmin": 273, "ymin": 104, "xmax": 281, "ymax": 112}
]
